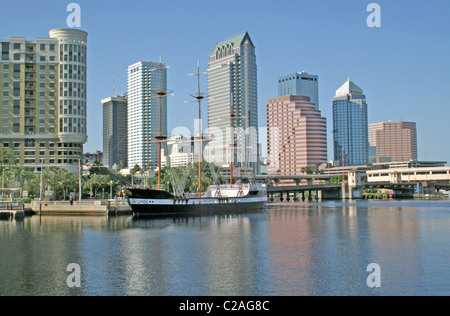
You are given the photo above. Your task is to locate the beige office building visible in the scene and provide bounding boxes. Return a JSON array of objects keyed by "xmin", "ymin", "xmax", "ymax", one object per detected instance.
[
  {"xmin": 267, "ymin": 95, "xmax": 327, "ymax": 175},
  {"xmin": 369, "ymin": 121, "xmax": 418, "ymax": 163}
]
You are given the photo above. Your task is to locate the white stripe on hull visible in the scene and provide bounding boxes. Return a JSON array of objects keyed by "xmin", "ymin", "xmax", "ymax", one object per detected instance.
[{"xmin": 129, "ymin": 197, "xmax": 267, "ymax": 206}]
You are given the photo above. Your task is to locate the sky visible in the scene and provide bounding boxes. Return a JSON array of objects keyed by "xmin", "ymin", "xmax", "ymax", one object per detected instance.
[{"xmin": 1, "ymin": 0, "xmax": 449, "ymax": 163}]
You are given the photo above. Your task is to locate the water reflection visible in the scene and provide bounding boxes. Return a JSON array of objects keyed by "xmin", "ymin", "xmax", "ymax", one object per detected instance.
[{"xmin": 1, "ymin": 200, "xmax": 450, "ymax": 296}]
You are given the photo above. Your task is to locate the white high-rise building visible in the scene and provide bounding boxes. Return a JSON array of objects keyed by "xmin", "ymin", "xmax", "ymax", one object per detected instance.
[
  {"xmin": 127, "ymin": 61, "xmax": 167, "ymax": 170},
  {"xmin": 206, "ymin": 32, "xmax": 259, "ymax": 173}
]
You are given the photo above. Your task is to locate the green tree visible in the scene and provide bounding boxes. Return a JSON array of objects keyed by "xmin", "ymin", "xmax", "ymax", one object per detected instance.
[
  {"xmin": 0, "ymin": 148, "xmax": 17, "ymax": 189},
  {"xmin": 89, "ymin": 174, "xmax": 112, "ymax": 199}
]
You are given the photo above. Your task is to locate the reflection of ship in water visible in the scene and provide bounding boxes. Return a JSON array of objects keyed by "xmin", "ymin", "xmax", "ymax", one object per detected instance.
[{"xmin": 124, "ymin": 61, "xmax": 267, "ymax": 217}]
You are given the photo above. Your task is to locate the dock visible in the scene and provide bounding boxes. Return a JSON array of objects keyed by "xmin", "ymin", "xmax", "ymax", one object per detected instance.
[
  {"xmin": 30, "ymin": 200, "xmax": 133, "ymax": 216},
  {"xmin": 0, "ymin": 202, "xmax": 26, "ymax": 219}
]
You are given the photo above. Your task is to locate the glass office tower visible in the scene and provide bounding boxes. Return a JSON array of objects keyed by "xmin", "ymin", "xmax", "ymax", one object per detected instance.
[
  {"xmin": 278, "ymin": 72, "xmax": 319, "ymax": 110},
  {"xmin": 102, "ymin": 95, "xmax": 128, "ymax": 169},
  {"xmin": 332, "ymin": 79, "xmax": 369, "ymax": 166}
]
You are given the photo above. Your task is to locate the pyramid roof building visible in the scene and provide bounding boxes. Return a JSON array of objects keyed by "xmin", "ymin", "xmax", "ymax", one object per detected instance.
[{"xmin": 335, "ymin": 79, "xmax": 364, "ymax": 97}]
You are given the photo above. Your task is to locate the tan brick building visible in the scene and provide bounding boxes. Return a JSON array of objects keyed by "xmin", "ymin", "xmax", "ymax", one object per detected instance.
[{"xmin": 369, "ymin": 121, "xmax": 418, "ymax": 163}]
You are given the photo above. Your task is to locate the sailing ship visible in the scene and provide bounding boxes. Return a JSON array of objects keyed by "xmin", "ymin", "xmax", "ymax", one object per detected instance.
[{"xmin": 124, "ymin": 61, "xmax": 267, "ymax": 216}]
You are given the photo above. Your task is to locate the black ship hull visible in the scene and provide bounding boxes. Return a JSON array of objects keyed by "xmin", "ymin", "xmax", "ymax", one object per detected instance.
[{"xmin": 125, "ymin": 187, "xmax": 267, "ymax": 217}]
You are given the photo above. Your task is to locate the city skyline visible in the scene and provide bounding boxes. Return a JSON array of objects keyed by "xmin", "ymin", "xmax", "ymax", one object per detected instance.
[{"xmin": 0, "ymin": 1, "xmax": 449, "ymax": 165}]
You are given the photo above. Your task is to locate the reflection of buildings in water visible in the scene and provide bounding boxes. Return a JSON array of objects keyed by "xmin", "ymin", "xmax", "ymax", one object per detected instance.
[
  {"xmin": 365, "ymin": 205, "xmax": 422, "ymax": 293},
  {"xmin": 267, "ymin": 203, "xmax": 423, "ymax": 295},
  {"xmin": 120, "ymin": 228, "xmax": 167, "ymax": 295},
  {"xmin": 202, "ymin": 216, "xmax": 264, "ymax": 296},
  {"xmin": 121, "ymin": 215, "xmax": 271, "ymax": 296},
  {"xmin": 267, "ymin": 205, "xmax": 326, "ymax": 295},
  {"xmin": 0, "ymin": 217, "xmax": 97, "ymax": 295},
  {"xmin": 2, "ymin": 216, "xmax": 136, "ymax": 296}
]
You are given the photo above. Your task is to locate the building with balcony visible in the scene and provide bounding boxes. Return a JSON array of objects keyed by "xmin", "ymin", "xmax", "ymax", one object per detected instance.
[{"xmin": 0, "ymin": 29, "xmax": 88, "ymax": 173}]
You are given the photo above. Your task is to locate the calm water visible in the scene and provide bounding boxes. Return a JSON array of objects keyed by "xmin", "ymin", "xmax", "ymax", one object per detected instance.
[{"xmin": 1, "ymin": 200, "xmax": 450, "ymax": 296}]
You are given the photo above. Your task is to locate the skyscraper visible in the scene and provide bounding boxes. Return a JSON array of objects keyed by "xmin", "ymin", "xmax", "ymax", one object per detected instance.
[
  {"xmin": 102, "ymin": 95, "xmax": 128, "ymax": 169},
  {"xmin": 369, "ymin": 121, "xmax": 418, "ymax": 163},
  {"xmin": 278, "ymin": 72, "xmax": 319, "ymax": 109},
  {"xmin": 0, "ymin": 28, "xmax": 88, "ymax": 173},
  {"xmin": 206, "ymin": 32, "xmax": 259, "ymax": 172},
  {"xmin": 267, "ymin": 95, "xmax": 327, "ymax": 175},
  {"xmin": 333, "ymin": 79, "xmax": 369, "ymax": 166},
  {"xmin": 127, "ymin": 61, "xmax": 167, "ymax": 170}
]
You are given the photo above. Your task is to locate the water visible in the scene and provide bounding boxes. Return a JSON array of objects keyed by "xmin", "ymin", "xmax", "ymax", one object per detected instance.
[{"xmin": 1, "ymin": 200, "xmax": 450, "ymax": 296}]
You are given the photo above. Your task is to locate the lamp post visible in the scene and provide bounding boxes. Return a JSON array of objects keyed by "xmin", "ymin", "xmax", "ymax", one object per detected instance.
[
  {"xmin": 110, "ymin": 180, "xmax": 113, "ymax": 200},
  {"xmin": 39, "ymin": 159, "xmax": 44, "ymax": 201}
]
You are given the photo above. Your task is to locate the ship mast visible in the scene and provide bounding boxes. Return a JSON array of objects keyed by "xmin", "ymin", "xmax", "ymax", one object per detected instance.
[
  {"xmin": 187, "ymin": 61, "xmax": 207, "ymax": 198},
  {"xmin": 230, "ymin": 95, "xmax": 236, "ymax": 186}
]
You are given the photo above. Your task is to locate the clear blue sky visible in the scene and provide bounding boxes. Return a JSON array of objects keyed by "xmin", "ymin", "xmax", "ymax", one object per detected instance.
[{"xmin": 1, "ymin": 0, "xmax": 449, "ymax": 163}]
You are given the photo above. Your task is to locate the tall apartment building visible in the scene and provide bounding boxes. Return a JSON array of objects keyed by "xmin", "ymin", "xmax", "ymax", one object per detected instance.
[
  {"xmin": 369, "ymin": 121, "xmax": 418, "ymax": 163},
  {"xmin": 206, "ymin": 32, "xmax": 259, "ymax": 173},
  {"xmin": 278, "ymin": 72, "xmax": 319, "ymax": 109},
  {"xmin": 0, "ymin": 29, "xmax": 88, "ymax": 173},
  {"xmin": 127, "ymin": 61, "xmax": 167, "ymax": 170},
  {"xmin": 267, "ymin": 95, "xmax": 327, "ymax": 175},
  {"xmin": 102, "ymin": 95, "xmax": 128, "ymax": 169},
  {"xmin": 333, "ymin": 79, "xmax": 369, "ymax": 166}
]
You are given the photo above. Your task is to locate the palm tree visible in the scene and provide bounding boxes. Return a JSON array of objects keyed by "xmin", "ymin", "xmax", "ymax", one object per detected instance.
[
  {"xmin": 43, "ymin": 167, "xmax": 64, "ymax": 200},
  {"xmin": 89, "ymin": 174, "xmax": 111, "ymax": 199},
  {"xmin": 0, "ymin": 148, "xmax": 17, "ymax": 189}
]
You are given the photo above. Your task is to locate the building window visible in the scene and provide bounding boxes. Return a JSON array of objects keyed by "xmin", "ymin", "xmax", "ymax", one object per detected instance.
[{"xmin": 24, "ymin": 139, "xmax": 35, "ymax": 148}]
